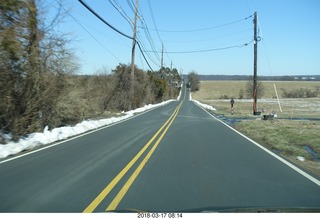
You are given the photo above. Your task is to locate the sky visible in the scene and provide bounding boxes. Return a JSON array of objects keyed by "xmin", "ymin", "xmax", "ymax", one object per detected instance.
[{"xmin": 46, "ymin": 0, "xmax": 320, "ymax": 76}]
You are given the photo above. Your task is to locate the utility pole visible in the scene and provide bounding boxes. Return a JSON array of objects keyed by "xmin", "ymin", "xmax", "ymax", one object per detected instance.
[
  {"xmin": 161, "ymin": 43, "xmax": 164, "ymax": 69},
  {"xmin": 253, "ymin": 11, "xmax": 258, "ymax": 115},
  {"xmin": 130, "ymin": 0, "xmax": 139, "ymax": 110}
]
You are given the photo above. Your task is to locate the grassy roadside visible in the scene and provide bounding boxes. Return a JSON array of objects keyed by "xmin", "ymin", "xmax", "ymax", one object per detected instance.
[
  {"xmin": 192, "ymin": 80, "xmax": 320, "ymax": 177},
  {"xmin": 235, "ymin": 120, "xmax": 320, "ymax": 177}
]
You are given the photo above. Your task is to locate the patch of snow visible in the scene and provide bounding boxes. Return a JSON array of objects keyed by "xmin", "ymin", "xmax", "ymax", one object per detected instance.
[
  {"xmin": 297, "ymin": 156, "xmax": 305, "ymax": 162},
  {"xmin": 0, "ymin": 99, "xmax": 175, "ymax": 159},
  {"xmin": 176, "ymin": 88, "xmax": 182, "ymax": 101},
  {"xmin": 190, "ymin": 93, "xmax": 216, "ymax": 111},
  {"xmin": 193, "ymin": 99, "xmax": 216, "ymax": 111}
]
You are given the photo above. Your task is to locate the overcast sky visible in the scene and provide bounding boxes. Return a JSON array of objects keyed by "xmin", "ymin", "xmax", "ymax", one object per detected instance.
[{"xmin": 47, "ymin": 0, "xmax": 320, "ymax": 76}]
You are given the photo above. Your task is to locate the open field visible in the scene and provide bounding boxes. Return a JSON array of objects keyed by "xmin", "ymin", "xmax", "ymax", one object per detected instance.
[
  {"xmin": 192, "ymin": 80, "xmax": 320, "ymax": 118},
  {"xmin": 201, "ymin": 98, "xmax": 320, "ymax": 119},
  {"xmin": 192, "ymin": 80, "xmax": 320, "ymax": 177},
  {"xmin": 194, "ymin": 80, "xmax": 320, "ymax": 99}
]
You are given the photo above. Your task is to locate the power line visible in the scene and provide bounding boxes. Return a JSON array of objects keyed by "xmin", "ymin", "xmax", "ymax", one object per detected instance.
[
  {"xmin": 55, "ymin": 1, "xmax": 122, "ymax": 62},
  {"xmin": 136, "ymin": 41, "xmax": 156, "ymax": 71},
  {"xmin": 108, "ymin": 0, "xmax": 133, "ymax": 27},
  {"xmin": 257, "ymin": 17, "xmax": 273, "ymax": 75},
  {"xmin": 147, "ymin": 0, "xmax": 172, "ymax": 67},
  {"xmin": 69, "ymin": 15, "xmax": 122, "ymax": 62},
  {"xmin": 142, "ymin": 15, "xmax": 253, "ymax": 33},
  {"xmin": 126, "ymin": 0, "xmax": 136, "ymax": 14},
  {"xmin": 138, "ymin": 41, "xmax": 161, "ymax": 67},
  {"xmin": 78, "ymin": 0, "xmax": 133, "ymax": 40},
  {"xmin": 161, "ymin": 28, "xmax": 253, "ymax": 43},
  {"xmin": 132, "ymin": 1, "xmax": 161, "ymax": 63},
  {"xmin": 147, "ymin": 0, "xmax": 162, "ymax": 44},
  {"xmin": 138, "ymin": 15, "xmax": 161, "ymax": 63},
  {"xmin": 78, "ymin": 0, "xmax": 154, "ymax": 71},
  {"xmin": 144, "ymin": 40, "xmax": 253, "ymax": 54},
  {"xmin": 136, "ymin": 34, "xmax": 160, "ymax": 68},
  {"xmin": 108, "ymin": 0, "xmax": 160, "ymax": 67}
]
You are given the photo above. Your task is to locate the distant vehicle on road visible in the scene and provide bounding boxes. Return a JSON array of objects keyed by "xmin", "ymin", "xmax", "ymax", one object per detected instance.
[{"xmin": 186, "ymin": 82, "xmax": 191, "ymax": 91}]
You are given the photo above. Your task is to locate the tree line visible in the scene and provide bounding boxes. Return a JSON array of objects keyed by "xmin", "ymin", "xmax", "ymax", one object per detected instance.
[{"xmin": 0, "ymin": 1, "xmax": 180, "ymax": 142}]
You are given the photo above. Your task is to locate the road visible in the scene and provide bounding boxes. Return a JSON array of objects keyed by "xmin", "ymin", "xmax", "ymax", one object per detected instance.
[{"xmin": 0, "ymin": 85, "xmax": 320, "ymax": 212}]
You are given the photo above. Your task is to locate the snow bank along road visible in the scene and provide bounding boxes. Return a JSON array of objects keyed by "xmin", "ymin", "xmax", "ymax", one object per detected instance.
[{"xmin": 0, "ymin": 85, "xmax": 320, "ymax": 212}]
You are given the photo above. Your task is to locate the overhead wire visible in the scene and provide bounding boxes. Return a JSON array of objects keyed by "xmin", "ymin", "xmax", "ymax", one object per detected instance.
[
  {"xmin": 55, "ymin": 0, "xmax": 122, "ymax": 62},
  {"xmin": 78, "ymin": 0, "xmax": 154, "ymax": 71},
  {"xmin": 136, "ymin": 41, "xmax": 154, "ymax": 71},
  {"xmin": 140, "ymin": 12, "xmax": 253, "ymax": 65},
  {"xmin": 74, "ymin": 17, "xmax": 131, "ymax": 49},
  {"xmin": 125, "ymin": 0, "xmax": 163, "ymax": 66},
  {"xmin": 126, "ymin": 0, "xmax": 136, "ymax": 14},
  {"xmin": 118, "ymin": 0, "xmax": 159, "ymax": 66},
  {"xmin": 136, "ymin": 33, "xmax": 161, "ymax": 68},
  {"xmin": 110, "ymin": 0, "xmax": 160, "ymax": 69},
  {"xmin": 68, "ymin": 15, "xmax": 122, "ymax": 63},
  {"xmin": 144, "ymin": 40, "xmax": 254, "ymax": 54},
  {"xmin": 144, "ymin": 15, "xmax": 253, "ymax": 33},
  {"xmin": 124, "ymin": 0, "xmax": 161, "ymax": 68},
  {"xmin": 256, "ymin": 14, "xmax": 282, "ymax": 113},
  {"xmin": 78, "ymin": 0, "xmax": 255, "ymax": 71},
  {"xmin": 108, "ymin": 0, "xmax": 133, "ymax": 27},
  {"xmin": 147, "ymin": 0, "xmax": 162, "ymax": 44},
  {"xmin": 162, "ymin": 28, "xmax": 253, "ymax": 43},
  {"xmin": 108, "ymin": 0, "xmax": 156, "ymax": 67},
  {"xmin": 138, "ymin": 14, "xmax": 161, "ymax": 63},
  {"xmin": 257, "ymin": 17, "xmax": 273, "ymax": 75},
  {"xmin": 78, "ymin": 0, "xmax": 133, "ymax": 40},
  {"xmin": 146, "ymin": 0, "xmax": 171, "ymax": 67}
]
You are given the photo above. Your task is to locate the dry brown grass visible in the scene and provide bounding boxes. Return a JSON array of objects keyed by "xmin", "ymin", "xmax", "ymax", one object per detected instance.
[
  {"xmin": 193, "ymin": 80, "xmax": 320, "ymax": 118},
  {"xmin": 194, "ymin": 80, "xmax": 320, "ymax": 100}
]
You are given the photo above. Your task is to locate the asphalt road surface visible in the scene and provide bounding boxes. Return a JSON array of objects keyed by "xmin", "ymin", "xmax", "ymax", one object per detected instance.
[{"xmin": 0, "ymin": 85, "xmax": 320, "ymax": 213}]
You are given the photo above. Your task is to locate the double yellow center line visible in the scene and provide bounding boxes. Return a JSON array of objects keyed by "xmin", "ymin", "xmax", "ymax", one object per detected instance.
[{"xmin": 83, "ymin": 100, "xmax": 184, "ymax": 213}]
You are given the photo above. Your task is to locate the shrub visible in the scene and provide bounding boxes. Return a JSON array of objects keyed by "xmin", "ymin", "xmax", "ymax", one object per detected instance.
[{"xmin": 281, "ymin": 88, "xmax": 318, "ymax": 98}]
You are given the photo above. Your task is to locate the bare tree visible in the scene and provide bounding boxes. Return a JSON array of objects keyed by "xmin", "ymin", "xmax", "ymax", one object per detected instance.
[
  {"xmin": 0, "ymin": 0, "xmax": 78, "ymax": 141},
  {"xmin": 245, "ymin": 79, "xmax": 265, "ymax": 99},
  {"xmin": 188, "ymin": 71, "xmax": 200, "ymax": 92}
]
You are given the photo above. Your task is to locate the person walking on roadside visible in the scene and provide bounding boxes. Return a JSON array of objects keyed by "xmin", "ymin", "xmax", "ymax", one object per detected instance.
[{"xmin": 230, "ymin": 98, "xmax": 235, "ymax": 115}]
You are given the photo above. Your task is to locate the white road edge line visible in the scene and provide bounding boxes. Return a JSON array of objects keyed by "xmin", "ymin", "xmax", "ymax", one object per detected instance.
[
  {"xmin": 0, "ymin": 101, "xmax": 176, "ymax": 165},
  {"xmin": 193, "ymin": 101, "xmax": 320, "ymax": 187}
]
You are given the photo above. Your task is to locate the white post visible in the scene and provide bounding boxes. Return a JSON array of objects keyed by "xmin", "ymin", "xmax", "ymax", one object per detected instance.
[{"xmin": 273, "ymin": 83, "xmax": 282, "ymax": 112}]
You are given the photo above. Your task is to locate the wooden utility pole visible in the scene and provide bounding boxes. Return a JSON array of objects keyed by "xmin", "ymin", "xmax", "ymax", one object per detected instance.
[
  {"xmin": 253, "ymin": 11, "xmax": 258, "ymax": 115},
  {"xmin": 161, "ymin": 43, "xmax": 164, "ymax": 69},
  {"xmin": 130, "ymin": 0, "xmax": 139, "ymax": 110}
]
